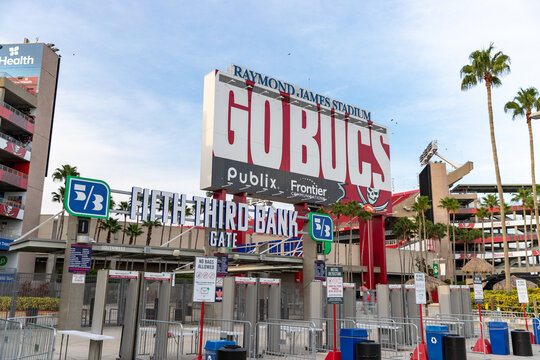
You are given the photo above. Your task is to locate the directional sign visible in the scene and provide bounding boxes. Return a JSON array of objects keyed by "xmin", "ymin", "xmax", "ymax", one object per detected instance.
[
  {"xmin": 64, "ymin": 176, "xmax": 110, "ymax": 219},
  {"xmin": 309, "ymin": 213, "xmax": 334, "ymax": 242},
  {"xmin": 414, "ymin": 272, "xmax": 426, "ymax": 305},
  {"xmin": 516, "ymin": 279, "xmax": 529, "ymax": 304},
  {"xmin": 326, "ymin": 266, "xmax": 343, "ymax": 304},
  {"xmin": 473, "ymin": 276, "xmax": 484, "ymax": 304}
]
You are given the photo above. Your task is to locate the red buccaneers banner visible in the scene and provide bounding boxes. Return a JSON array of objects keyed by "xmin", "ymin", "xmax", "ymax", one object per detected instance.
[{"xmin": 201, "ymin": 66, "xmax": 391, "ymax": 214}]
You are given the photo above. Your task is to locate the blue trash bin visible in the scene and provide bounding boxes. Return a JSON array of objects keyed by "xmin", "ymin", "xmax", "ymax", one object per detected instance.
[
  {"xmin": 534, "ymin": 318, "xmax": 540, "ymax": 344},
  {"xmin": 425, "ymin": 325, "xmax": 449, "ymax": 360},
  {"xmin": 340, "ymin": 328, "xmax": 368, "ymax": 360},
  {"xmin": 204, "ymin": 340, "xmax": 235, "ymax": 360},
  {"xmin": 488, "ymin": 321, "xmax": 510, "ymax": 355}
]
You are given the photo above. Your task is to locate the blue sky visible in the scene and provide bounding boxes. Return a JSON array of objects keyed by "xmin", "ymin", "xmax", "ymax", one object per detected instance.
[{"xmin": 2, "ymin": 0, "xmax": 540, "ymax": 213}]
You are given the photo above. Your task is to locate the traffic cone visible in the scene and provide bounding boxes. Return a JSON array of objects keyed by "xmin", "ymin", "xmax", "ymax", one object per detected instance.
[{"xmin": 472, "ymin": 338, "xmax": 491, "ymax": 353}]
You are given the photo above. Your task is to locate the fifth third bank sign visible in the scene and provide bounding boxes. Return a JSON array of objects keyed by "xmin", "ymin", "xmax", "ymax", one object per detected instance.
[{"xmin": 200, "ymin": 65, "xmax": 391, "ymax": 214}]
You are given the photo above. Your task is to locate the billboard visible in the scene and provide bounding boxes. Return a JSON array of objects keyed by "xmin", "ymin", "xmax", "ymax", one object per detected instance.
[
  {"xmin": 0, "ymin": 43, "xmax": 44, "ymax": 95},
  {"xmin": 201, "ymin": 65, "xmax": 391, "ymax": 213}
]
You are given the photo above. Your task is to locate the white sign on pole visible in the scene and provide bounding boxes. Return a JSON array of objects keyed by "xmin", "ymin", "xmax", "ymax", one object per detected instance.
[
  {"xmin": 516, "ymin": 279, "xmax": 529, "ymax": 304},
  {"xmin": 72, "ymin": 273, "xmax": 86, "ymax": 284},
  {"xmin": 414, "ymin": 272, "xmax": 426, "ymax": 305},
  {"xmin": 326, "ymin": 266, "xmax": 344, "ymax": 304},
  {"xmin": 439, "ymin": 263, "xmax": 446, "ymax": 276},
  {"xmin": 473, "ymin": 276, "xmax": 484, "ymax": 304},
  {"xmin": 193, "ymin": 257, "xmax": 217, "ymax": 303}
]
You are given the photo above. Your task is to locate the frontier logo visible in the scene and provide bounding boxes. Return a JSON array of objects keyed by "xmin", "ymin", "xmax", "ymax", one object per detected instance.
[
  {"xmin": 291, "ymin": 178, "xmax": 327, "ymax": 202},
  {"xmin": 0, "ymin": 46, "xmax": 34, "ymax": 66}
]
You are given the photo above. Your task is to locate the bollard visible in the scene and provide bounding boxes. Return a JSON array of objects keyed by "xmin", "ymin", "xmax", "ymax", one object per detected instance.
[
  {"xmin": 355, "ymin": 340, "xmax": 381, "ymax": 360},
  {"xmin": 511, "ymin": 330, "xmax": 533, "ymax": 357},
  {"xmin": 443, "ymin": 334, "xmax": 466, "ymax": 360},
  {"xmin": 216, "ymin": 345, "xmax": 247, "ymax": 360}
]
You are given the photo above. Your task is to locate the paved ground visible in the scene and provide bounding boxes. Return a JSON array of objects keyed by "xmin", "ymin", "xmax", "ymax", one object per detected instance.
[{"xmin": 55, "ymin": 325, "xmax": 540, "ymax": 360}]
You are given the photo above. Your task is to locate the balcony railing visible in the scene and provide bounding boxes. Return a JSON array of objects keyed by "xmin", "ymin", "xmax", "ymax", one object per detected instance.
[
  {"xmin": 0, "ymin": 132, "xmax": 31, "ymax": 151},
  {"xmin": 0, "ymin": 72, "xmax": 36, "ymax": 97},
  {"xmin": 0, "ymin": 101, "xmax": 35, "ymax": 124},
  {"xmin": 0, "ymin": 164, "xmax": 28, "ymax": 189}
]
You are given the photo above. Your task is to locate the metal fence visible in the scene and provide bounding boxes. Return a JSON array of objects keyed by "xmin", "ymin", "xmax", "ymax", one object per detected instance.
[
  {"xmin": 256, "ymin": 321, "xmax": 316, "ymax": 359},
  {"xmin": 136, "ymin": 319, "xmax": 185, "ymax": 360},
  {"xmin": 0, "ymin": 318, "xmax": 56, "ymax": 360}
]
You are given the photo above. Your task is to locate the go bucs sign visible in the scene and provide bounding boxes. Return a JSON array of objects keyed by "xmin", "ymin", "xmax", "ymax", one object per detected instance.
[{"xmin": 326, "ymin": 266, "xmax": 344, "ymax": 304}]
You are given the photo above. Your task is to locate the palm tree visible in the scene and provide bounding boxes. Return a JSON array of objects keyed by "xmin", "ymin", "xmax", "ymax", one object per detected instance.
[
  {"xmin": 142, "ymin": 219, "xmax": 161, "ymax": 246},
  {"xmin": 100, "ymin": 218, "xmax": 122, "ymax": 244},
  {"xmin": 448, "ymin": 198, "xmax": 460, "ymax": 283},
  {"xmin": 439, "ymin": 196, "xmax": 454, "ymax": 278},
  {"xmin": 460, "ymin": 43, "xmax": 511, "ymax": 291},
  {"xmin": 391, "ymin": 217, "xmax": 416, "ymax": 282},
  {"xmin": 482, "ymin": 194, "xmax": 499, "ymax": 273},
  {"xmin": 476, "ymin": 207, "xmax": 489, "ymax": 260},
  {"xmin": 52, "ymin": 164, "xmax": 80, "ymax": 240},
  {"xmin": 431, "ymin": 222, "xmax": 447, "ymax": 259},
  {"xmin": 94, "ymin": 197, "xmax": 115, "ymax": 242},
  {"xmin": 512, "ymin": 189, "xmax": 532, "ymax": 271},
  {"xmin": 412, "ymin": 196, "xmax": 431, "ymax": 273},
  {"xmin": 124, "ymin": 224, "xmax": 143, "ymax": 245},
  {"xmin": 343, "ymin": 201, "xmax": 361, "ymax": 282},
  {"xmin": 117, "ymin": 201, "xmax": 130, "ymax": 244},
  {"xmin": 506, "ymin": 87, "xmax": 540, "ymax": 255},
  {"xmin": 330, "ymin": 201, "xmax": 346, "ymax": 265},
  {"xmin": 51, "ymin": 187, "xmax": 65, "ymax": 239}
]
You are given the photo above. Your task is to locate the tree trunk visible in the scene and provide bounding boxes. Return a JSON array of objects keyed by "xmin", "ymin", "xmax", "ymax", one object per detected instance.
[
  {"xmin": 490, "ymin": 213, "xmax": 495, "ymax": 272},
  {"xmin": 107, "ymin": 231, "xmax": 111, "ymax": 244},
  {"xmin": 446, "ymin": 210, "xmax": 451, "ymax": 281},
  {"xmin": 522, "ymin": 204, "xmax": 530, "ymax": 271},
  {"xmin": 122, "ymin": 215, "xmax": 127, "ymax": 244},
  {"xmin": 422, "ymin": 211, "xmax": 428, "ymax": 273},
  {"xmin": 418, "ymin": 219, "xmax": 423, "ymax": 272},
  {"xmin": 452, "ymin": 212, "xmax": 457, "ymax": 284},
  {"xmin": 481, "ymin": 221, "xmax": 486, "ymax": 260},
  {"xmin": 527, "ymin": 117, "xmax": 540, "ymax": 272},
  {"xmin": 485, "ymin": 80, "xmax": 511, "ymax": 292},
  {"xmin": 348, "ymin": 221, "xmax": 353, "ymax": 283},
  {"xmin": 160, "ymin": 224, "xmax": 165, "ymax": 246},
  {"xmin": 146, "ymin": 226, "xmax": 153, "ymax": 246}
]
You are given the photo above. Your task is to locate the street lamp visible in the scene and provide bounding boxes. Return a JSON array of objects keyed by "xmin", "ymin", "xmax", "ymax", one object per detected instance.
[{"xmin": 531, "ymin": 111, "xmax": 540, "ymax": 120}]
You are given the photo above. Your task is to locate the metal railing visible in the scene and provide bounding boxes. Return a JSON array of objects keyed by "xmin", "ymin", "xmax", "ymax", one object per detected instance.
[
  {"xmin": 0, "ymin": 163, "xmax": 28, "ymax": 181},
  {"xmin": 8, "ymin": 315, "xmax": 57, "ymax": 328},
  {"xmin": 136, "ymin": 319, "xmax": 186, "ymax": 359},
  {"xmin": 0, "ymin": 131, "xmax": 31, "ymax": 151},
  {"xmin": 311, "ymin": 317, "xmax": 355, "ymax": 352},
  {"xmin": 0, "ymin": 101, "xmax": 34, "ymax": 124},
  {"xmin": 256, "ymin": 321, "xmax": 316, "ymax": 359},
  {"xmin": 0, "ymin": 318, "xmax": 55, "ymax": 360}
]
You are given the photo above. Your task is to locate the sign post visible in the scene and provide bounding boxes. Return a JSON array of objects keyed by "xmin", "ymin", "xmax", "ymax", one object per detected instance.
[
  {"xmin": 516, "ymin": 279, "xmax": 533, "ymax": 342},
  {"xmin": 472, "ymin": 276, "xmax": 491, "ymax": 354},
  {"xmin": 325, "ymin": 266, "xmax": 343, "ymax": 359},
  {"xmin": 193, "ymin": 257, "xmax": 217, "ymax": 360},
  {"xmin": 411, "ymin": 273, "xmax": 428, "ymax": 360}
]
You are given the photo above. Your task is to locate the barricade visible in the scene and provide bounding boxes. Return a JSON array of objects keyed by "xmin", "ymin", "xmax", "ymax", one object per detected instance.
[
  {"xmin": 352, "ymin": 317, "xmax": 419, "ymax": 359},
  {"xmin": 0, "ymin": 318, "xmax": 56, "ymax": 360},
  {"xmin": 0, "ymin": 318, "xmax": 22, "ymax": 358},
  {"xmin": 18, "ymin": 323, "xmax": 56, "ymax": 359},
  {"xmin": 256, "ymin": 321, "xmax": 316, "ymax": 359},
  {"xmin": 136, "ymin": 319, "xmax": 186, "ymax": 359},
  {"xmin": 311, "ymin": 317, "xmax": 356, "ymax": 352},
  {"xmin": 8, "ymin": 314, "xmax": 57, "ymax": 327},
  {"xmin": 181, "ymin": 318, "xmax": 253, "ymax": 357}
]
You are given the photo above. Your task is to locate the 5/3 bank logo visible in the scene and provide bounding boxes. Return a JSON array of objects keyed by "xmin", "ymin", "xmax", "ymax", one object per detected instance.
[
  {"xmin": 309, "ymin": 213, "xmax": 334, "ymax": 242},
  {"xmin": 64, "ymin": 176, "xmax": 110, "ymax": 219}
]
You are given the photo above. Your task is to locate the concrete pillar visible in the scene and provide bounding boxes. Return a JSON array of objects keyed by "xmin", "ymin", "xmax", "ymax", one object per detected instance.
[
  {"xmin": 343, "ymin": 286, "xmax": 356, "ymax": 318},
  {"xmin": 88, "ymin": 270, "xmax": 109, "ymax": 359},
  {"xmin": 376, "ymin": 284, "xmax": 390, "ymax": 318},
  {"xmin": 58, "ymin": 216, "xmax": 85, "ymax": 330},
  {"xmin": 245, "ymin": 281, "xmax": 258, "ymax": 349},
  {"xmin": 119, "ymin": 276, "xmax": 142, "ymax": 359},
  {"xmin": 221, "ymin": 277, "xmax": 235, "ymax": 333},
  {"xmin": 154, "ymin": 280, "xmax": 172, "ymax": 359},
  {"xmin": 296, "ymin": 203, "xmax": 312, "ymax": 320},
  {"xmin": 267, "ymin": 282, "xmax": 281, "ymax": 353},
  {"xmin": 438, "ymin": 285, "xmax": 451, "ymax": 315},
  {"xmin": 45, "ymin": 254, "xmax": 56, "ymax": 274}
]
